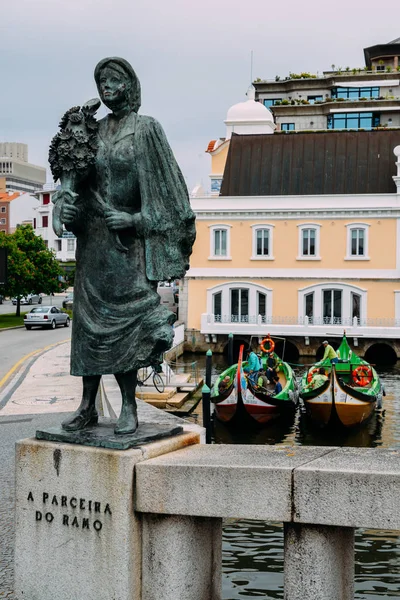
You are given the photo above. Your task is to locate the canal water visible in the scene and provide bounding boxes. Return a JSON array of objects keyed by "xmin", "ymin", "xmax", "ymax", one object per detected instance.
[{"xmin": 183, "ymin": 353, "xmax": 400, "ymax": 599}]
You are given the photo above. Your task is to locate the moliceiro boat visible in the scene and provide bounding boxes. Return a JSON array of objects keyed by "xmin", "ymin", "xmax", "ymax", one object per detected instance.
[
  {"xmin": 300, "ymin": 334, "xmax": 383, "ymax": 428},
  {"xmin": 211, "ymin": 336, "xmax": 298, "ymax": 427}
]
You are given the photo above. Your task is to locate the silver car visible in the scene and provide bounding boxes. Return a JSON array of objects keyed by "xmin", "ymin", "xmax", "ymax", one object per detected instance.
[
  {"xmin": 12, "ymin": 293, "xmax": 42, "ymax": 305},
  {"xmin": 24, "ymin": 306, "xmax": 70, "ymax": 330}
]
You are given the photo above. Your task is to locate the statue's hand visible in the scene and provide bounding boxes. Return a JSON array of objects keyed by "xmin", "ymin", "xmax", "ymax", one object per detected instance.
[
  {"xmin": 104, "ymin": 209, "xmax": 136, "ymax": 231},
  {"xmin": 62, "ymin": 203, "xmax": 80, "ymax": 225}
]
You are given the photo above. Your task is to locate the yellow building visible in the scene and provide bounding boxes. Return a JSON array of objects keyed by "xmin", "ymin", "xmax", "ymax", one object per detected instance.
[{"xmin": 184, "ymin": 116, "xmax": 400, "ymax": 361}]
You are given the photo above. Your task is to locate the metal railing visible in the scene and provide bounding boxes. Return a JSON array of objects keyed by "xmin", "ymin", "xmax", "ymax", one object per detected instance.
[
  {"xmin": 164, "ymin": 359, "xmax": 201, "ymax": 387},
  {"xmin": 208, "ymin": 314, "xmax": 400, "ymax": 328}
]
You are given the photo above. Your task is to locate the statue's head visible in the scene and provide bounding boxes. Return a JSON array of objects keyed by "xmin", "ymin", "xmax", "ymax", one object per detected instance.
[{"xmin": 94, "ymin": 57, "xmax": 141, "ymax": 113}]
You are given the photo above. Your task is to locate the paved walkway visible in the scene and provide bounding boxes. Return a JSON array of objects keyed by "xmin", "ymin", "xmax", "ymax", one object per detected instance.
[{"xmin": 0, "ymin": 340, "xmax": 201, "ymax": 435}]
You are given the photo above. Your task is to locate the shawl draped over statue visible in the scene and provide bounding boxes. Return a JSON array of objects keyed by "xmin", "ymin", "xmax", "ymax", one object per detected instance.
[{"xmin": 66, "ymin": 58, "xmax": 196, "ymax": 376}]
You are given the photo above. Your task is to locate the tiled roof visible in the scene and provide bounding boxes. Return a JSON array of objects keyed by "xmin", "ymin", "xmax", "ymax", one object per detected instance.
[
  {"xmin": 206, "ymin": 140, "xmax": 217, "ymax": 153},
  {"xmin": 0, "ymin": 192, "xmax": 20, "ymax": 203},
  {"xmin": 220, "ymin": 130, "xmax": 400, "ymax": 196}
]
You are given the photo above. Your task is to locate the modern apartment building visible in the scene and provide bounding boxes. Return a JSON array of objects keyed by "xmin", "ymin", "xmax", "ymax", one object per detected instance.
[
  {"xmin": 0, "ymin": 143, "xmax": 46, "ymax": 193},
  {"xmin": 253, "ymin": 37, "xmax": 400, "ymax": 133}
]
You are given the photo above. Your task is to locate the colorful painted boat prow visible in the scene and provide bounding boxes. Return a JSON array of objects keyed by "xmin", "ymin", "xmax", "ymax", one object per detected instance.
[
  {"xmin": 299, "ymin": 333, "xmax": 383, "ymax": 429},
  {"xmin": 211, "ymin": 337, "xmax": 298, "ymax": 427}
]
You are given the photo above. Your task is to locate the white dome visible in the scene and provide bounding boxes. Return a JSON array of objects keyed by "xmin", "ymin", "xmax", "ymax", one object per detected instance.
[
  {"xmin": 226, "ymin": 86, "xmax": 274, "ymax": 124},
  {"xmin": 224, "ymin": 86, "xmax": 275, "ymax": 139}
]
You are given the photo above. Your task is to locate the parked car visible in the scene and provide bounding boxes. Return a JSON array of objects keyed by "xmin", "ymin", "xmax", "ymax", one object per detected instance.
[
  {"xmin": 62, "ymin": 292, "xmax": 74, "ymax": 309},
  {"xmin": 157, "ymin": 283, "xmax": 178, "ymax": 316},
  {"xmin": 24, "ymin": 306, "xmax": 70, "ymax": 330},
  {"xmin": 12, "ymin": 294, "xmax": 42, "ymax": 305}
]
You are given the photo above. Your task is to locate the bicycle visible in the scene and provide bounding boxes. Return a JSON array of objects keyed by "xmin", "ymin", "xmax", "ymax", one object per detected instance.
[{"xmin": 137, "ymin": 365, "xmax": 165, "ymax": 393}]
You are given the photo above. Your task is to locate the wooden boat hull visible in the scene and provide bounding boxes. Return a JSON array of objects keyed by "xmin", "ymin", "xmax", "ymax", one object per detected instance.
[
  {"xmin": 212, "ymin": 344, "xmax": 296, "ymax": 427},
  {"xmin": 302, "ymin": 366, "xmax": 378, "ymax": 429}
]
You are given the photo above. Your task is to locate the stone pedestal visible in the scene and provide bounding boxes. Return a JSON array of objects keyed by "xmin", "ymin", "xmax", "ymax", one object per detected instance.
[
  {"xmin": 15, "ymin": 432, "xmax": 199, "ymax": 600},
  {"xmin": 142, "ymin": 514, "xmax": 222, "ymax": 600},
  {"xmin": 283, "ymin": 523, "xmax": 355, "ymax": 600}
]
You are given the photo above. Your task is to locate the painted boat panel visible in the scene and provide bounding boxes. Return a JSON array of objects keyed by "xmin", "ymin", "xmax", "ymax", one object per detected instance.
[
  {"xmin": 300, "ymin": 335, "xmax": 380, "ymax": 429},
  {"xmin": 212, "ymin": 343, "xmax": 296, "ymax": 426}
]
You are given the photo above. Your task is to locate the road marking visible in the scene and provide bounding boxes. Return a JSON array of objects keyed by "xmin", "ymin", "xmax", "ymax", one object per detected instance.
[{"xmin": 0, "ymin": 339, "xmax": 70, "ymax": 391}]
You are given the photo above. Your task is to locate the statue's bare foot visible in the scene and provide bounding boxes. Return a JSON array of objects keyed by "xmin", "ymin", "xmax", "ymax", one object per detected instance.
[
  {"xmin": 114, "ymin": 405, "xmax": 138, "ymax": 435},
  {"xmin": 62, "ymin": 407, "xmax": 98, "ymax": 431}
]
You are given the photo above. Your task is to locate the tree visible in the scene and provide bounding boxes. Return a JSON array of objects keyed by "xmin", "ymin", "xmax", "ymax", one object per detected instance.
[{"xmin": 0, "ymin": 225, "xmax": 66, "ymax": 316}]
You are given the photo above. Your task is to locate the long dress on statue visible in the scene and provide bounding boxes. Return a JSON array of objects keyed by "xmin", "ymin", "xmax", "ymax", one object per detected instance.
[{"xmin": 69, "ymin": 110, "xmax": 196, "ymax": 377}]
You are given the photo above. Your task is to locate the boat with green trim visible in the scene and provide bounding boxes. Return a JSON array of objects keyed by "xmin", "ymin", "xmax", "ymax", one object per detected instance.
[
  {"xmin": 299, "ymin": 333, "xmax": 383, "ymax": 428},
  {"xmin": 211, "ymin": 336, "xmax": 298, "ymax": 426}
]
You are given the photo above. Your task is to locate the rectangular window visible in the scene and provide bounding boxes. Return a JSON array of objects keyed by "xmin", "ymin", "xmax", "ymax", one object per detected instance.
[
  {"xmin": 42, "ymin": 216, "xmax": 48, "ymax": 227},
  {"xmin": 323, "ymin": 290, "xmax": 342, "ymax": 324},
  {"xmin": 351, "ymin": 229, "xmax": 365, "ymax": 256},
  {"xmin": 331, "ymin": 87, "xmax": 379, "ymax": 99},
  {"xmin": 256, "ymin": 229, "xmax": 269, "ymax": 256},
  {"xmin": 257, "ymin": 292, "xmax": 267, "ymax": 318},
  {"xmin": 307, "ymin": 95, "xmax": 323, "ymax": 104},
  {"xmin": 0, "ymin": 218, "xmax": 5, "ymax": 225},
  {"xmin": 54, "ymin": 240, "xmax": 62, "ymax": 252},
  {"xmin": 352, "ymin": 293, "xmax": 361, "ymax": 322},
  {"xmin": 376, "ymin": 66, "xmax": 385, "ymax": 72},
  {"xmin": 33, "ymin": 218, "xmax": 36, "ymax": 229},
  {"xmin": 214, "ymin": 229, "xmax": 227, "ymax": 256},
  {"xmin": 1, "ymin": 207, "xmax": 5, "ymax": 212},
  {"xmin": 231, "ymin": 288, "xmax": 249, "ymax": 322},
  {"xmin": 263, "ymin": 98, "xmax": 282, "ymax": 107},
  {"xmin": 213, "ymin": 292, "xmax": 222, "ymax": 321},
  {"xmin": 281, "ymin": 123, "xmax": 295, "ymax": 131},
  {"xmin": 43, "ymin": 193, "xmax": 50, "ymax": 205},
  {"xmin": 305, "ymin": 292, "xmax": 314, "ymax": 324},
  {"xmin": 302, "ymin": 229, "xmax": 316, "ymax": 256},
  {"xmin": 328, "ymin": 112, "xmax": 379, "ymax": 130},
  {"xmin": 67, "ymin": 239, "xmax": 75, "ymax": 252}
]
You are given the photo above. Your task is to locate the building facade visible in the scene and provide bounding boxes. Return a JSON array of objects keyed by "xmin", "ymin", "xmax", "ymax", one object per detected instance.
[
  {"xmin": 253, "ymin": 38, "xmax": 400, "ymax": 133},
  {"xmin": 0, "ymin": 143, "xmax": 46, "ymax": 193},
  {"xmin": 184, "ymin": 131, "xmax": 400, "ymax": 360},
  {"xmin": 33, "ymin": 187, "xmax": 76, "ymax": 265},
  {"xmin": 0, "ymin": 191, "xmax": 37, "ymax": 234}
]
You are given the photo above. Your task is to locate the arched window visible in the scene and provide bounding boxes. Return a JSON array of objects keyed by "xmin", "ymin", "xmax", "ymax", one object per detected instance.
[
  {"xmin": 297, "ymin": 223, "xmax": 321, "ymax": 260},
  {"xmin": 298, "ymin": 283, "xmax": 367, "ymax": 325},
  {"xmin": 251, "ymin": 225, "xmax": 274, "ymax": 260},
  {"xmin": 208, "ymin": 224, "xmax": 232, "ymax": 259},
  {"xmin": 346, "ymin": 223, "xmax": 370, "ymax": 260},
  {"xmin": 207, "ymin": 282, "xmax": 272, "ymax": 323}
]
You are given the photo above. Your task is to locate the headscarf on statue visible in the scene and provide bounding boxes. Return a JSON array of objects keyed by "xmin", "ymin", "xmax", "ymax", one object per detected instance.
[{"xmin": 94, "ymin": 57, "xmax": 196, "ymax": 282}]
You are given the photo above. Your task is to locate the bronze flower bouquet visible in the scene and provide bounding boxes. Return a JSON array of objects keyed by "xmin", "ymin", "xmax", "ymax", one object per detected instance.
[{"xmin": 49, "ymin": 99, "xmax": 101, "ymax": 237}]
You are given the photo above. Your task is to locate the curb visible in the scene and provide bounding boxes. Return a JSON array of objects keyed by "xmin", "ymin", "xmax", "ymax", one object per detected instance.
[{"xmin": 0, "ymin": 326, "xmax": 25, "ymax": 332}]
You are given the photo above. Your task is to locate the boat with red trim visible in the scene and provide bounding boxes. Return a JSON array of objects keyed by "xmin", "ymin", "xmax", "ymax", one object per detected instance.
[{"xmin": 211, "ymin": 336, "xmax": 298, "ymax": 426}]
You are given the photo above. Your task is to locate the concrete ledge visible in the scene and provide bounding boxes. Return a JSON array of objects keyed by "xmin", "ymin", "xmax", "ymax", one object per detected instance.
[
  {"xmin": 136, "ymin": 445, "xmax": 400, "ymax": 530},
  {"xmin": 135, "ymin": 445, "xmax": 333, "ymax": 521},
  {"xmin": 293, "ymin": 447, "xmax": 400, "ymax": 530}
]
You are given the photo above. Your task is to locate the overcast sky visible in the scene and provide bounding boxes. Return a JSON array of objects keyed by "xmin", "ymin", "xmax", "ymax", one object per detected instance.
[{"xmin": 1, "ymin": 0, "xmax": 399, "ymax": 192}]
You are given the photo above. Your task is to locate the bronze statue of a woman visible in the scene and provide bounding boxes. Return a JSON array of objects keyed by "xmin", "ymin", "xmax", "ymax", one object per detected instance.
[{"xmin": 50, "ymin": 57, "xmax": 195, "ymax": 435}]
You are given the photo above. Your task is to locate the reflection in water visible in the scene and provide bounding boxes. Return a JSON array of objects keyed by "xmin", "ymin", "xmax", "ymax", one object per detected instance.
[{"xmin": 183, "ymin": 354, "xmax": 400, "ymax": 599}]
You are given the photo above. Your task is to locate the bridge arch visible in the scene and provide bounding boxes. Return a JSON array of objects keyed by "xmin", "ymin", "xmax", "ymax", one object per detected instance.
[{"xmin": 364, "ymin": 343, "xmax": 397, "ymax": 366}]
